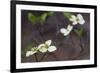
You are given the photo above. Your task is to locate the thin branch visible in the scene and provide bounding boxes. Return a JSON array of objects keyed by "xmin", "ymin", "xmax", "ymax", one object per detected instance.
[
  {"xmin": 70, "ymin": 35, "xmax": 75, "ymax": 46},
  {"xmin": 79, "ymin": 38, "xmax": 84, "ymax": 53},
  {"xmin": 72, "ymin": 37, "xmax": 85, "ymax": 60},
  {"xmin": 34, "ymin": 53, "xmax": 38, "ymax": 62},
  {"xmin": 40, "ymin": 52, "xmax": 48, "ymax": 62}
]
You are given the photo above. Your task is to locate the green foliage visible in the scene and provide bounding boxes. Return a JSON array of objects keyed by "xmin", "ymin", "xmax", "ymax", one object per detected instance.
[
  {"xmin": 28, "ymin": 13, "xmax": 37, "ymax": 24},
  {"xmin": 63, "ymin": 12, "xmax": 73, "ymax": 20},
  {"xmin": 39, "ymin": 13, "xmax": 48, "ymax": 25},
  {"xmin": 47, "ymin": 12, "xmax": 54, "ymax": 16},
  {"xmin": 74, "ymin": 27, "xmax": 85, "ymax": 37},
  {"xmin": 28, "ymin": 12, "xmax": 54, "ymax": 25}
]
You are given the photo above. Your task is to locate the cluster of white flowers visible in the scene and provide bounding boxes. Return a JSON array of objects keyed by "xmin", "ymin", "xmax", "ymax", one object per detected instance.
[
  {"xmin": 26, "ymin": 40, "xmax": 57, "ymax": 57},
  {"xmin": 69, "ymin": 14, "xmax": 85, "ymax": 25},
  {"xmin": 60, "ymin": 14, "xmax": 85, "ymax": 36}
]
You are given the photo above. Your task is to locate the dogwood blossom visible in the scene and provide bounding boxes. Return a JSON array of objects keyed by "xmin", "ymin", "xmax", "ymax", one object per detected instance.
[
  {"xmin": 69, "ymin": 14, "xmax": 85, "ymax": 25},
  {"xmin": 26, "ymin": 40, "xmax": 57, "ymax": 57},
  {"xmin": 38, "ymin": 44, "xmax": 47, "ymax": 53},
  {"xmin": 45, "ymin": 40, "xmax": 52, "ymax": 46},
  {"xmin": 60, "ymin": 24, "xmax": 73, "ymax": 36},
  {"xmin": 48, "ymin": 46, "xmax": 57, "ymax": 52},
  {"xmin": 26, "ymin": 51, "xmax": 35, "ymax": 57},
  {"xmin": 26, "ymin": 47, "xmax": 38, "ymax": 57},
  {"xmin": 38, "ymin": 40, "xmax": 57, "ymax": 53}
]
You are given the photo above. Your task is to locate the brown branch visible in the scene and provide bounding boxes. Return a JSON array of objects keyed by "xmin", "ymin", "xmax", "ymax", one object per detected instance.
[{"xmin": 34, "ymin": 53, "xmax": 38, "ymax": 62}]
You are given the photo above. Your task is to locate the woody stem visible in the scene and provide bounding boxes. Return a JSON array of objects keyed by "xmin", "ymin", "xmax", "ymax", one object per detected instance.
[{"xmin": 34, "ymin": 53, "xmax": 38, "ymax": 62}]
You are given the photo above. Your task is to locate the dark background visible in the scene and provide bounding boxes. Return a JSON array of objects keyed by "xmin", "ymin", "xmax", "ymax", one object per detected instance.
[{"xmin": 21, "ymin": 10, "xmax": 90, "ymax": 63}]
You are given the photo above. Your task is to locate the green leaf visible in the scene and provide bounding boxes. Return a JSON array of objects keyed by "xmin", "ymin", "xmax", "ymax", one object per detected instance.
[
  {"xmin": 39, "ymin": 12, "xmax": 54, "ymax": 24},
  {"xmin": 28, "ymin": 13, "xmax": 37, "ymax": 25},
  {"xmin": 28, "ymin": 12, "xmax": 54, "ymax": 25},
  {"xmin": 40, "ymin": 13, "xmax": 48, "ymax": 25},
  {"xmin": 47, "ymin": 12, "xmax": 54, "ymax": 16},
  {"xmin": 63, "ymin": 12, "xmax": 73, "ymax": 20},
  {"xmin": 74, "ymin": 27, "xmax": 84, "ymax": 37}
]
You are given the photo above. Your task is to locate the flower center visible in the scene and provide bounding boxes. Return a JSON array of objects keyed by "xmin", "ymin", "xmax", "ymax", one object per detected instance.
[{"xmin": 76, "ymin": 18, "xmax": 80, "ymax": 22}]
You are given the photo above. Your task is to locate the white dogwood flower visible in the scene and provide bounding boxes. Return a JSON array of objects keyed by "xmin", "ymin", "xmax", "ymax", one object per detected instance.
[
  {"xmin": 38, "ymin": 44, "xmax": 45, "ymax": 49},
  {"xmin": 69, "ymin": 14, "xmax": 85, "ymax": 25},
  {"xmin": 38, "ymin": 44, "xmax": 48, "ymax": 53},
  {"xmin": 31, "ymin": 47, "xmax": 38, "ymax": 53},
  {"xmin": 48, "ymin": 46, "xmax": 57, "ymax": 52},
  {"xmin": 60, "ymin": 24, "xmax": 73, "ymax": 36},
  {"xmin": 26, "ymin": 51, "xmax": 35, "ymax": 57},
  {"xmin": 45, "ymin": 40, "xmax": 52, "ymax": 46},
  {"xmin": 38, "ymin": 40, "xmax": 52, "ymax": 53},
  {"xmin": 38, "ymin": 40, "xmax": 57, "ymax": 53},
  {"xmin": 26, "ymin": 40, "xmax": 57, "ymax": 55},
  {"xmin": 26, "ymin": 47, "xmax": 39, "ymax": 57},
  {"xmin": 39, "ymin": 47, "xmax": 48, "ymax": 53}
]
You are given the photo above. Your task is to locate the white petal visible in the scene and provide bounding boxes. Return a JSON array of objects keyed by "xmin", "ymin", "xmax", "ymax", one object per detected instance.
[
  {"xmin": 32, "ymin": 51, "xmax": 37, "ymax": 55},
  {"xmin": 60, "ymin": 28, "xmax": 67, "ymax": 34},
  {"xmin": 45, "ymin": 40, "xmax": 52, "ymax": 46},
  {"xmin": 63, "ymin": 31, "xmax": 70, "ymax": 36},
  {"xmin": 39, "ymin": 47, "xmax": 47, "ymax": 53},
  {"xmin": 60, "ymin": 25, "xmax": 73, "ymax": 36},
  {"xmin": 69, "ymin": 15, "xmax": 77, "ymax": 22},
  {"xmin": 79, "ymin": 19, "xmax": 85, "ymax": 25},
  {"xmin": 38, "ymin": 44, "xmax": 48, "ymax": 53},
  {"xmin": 64, "ymin": 25, "xmax": 73, "ymax": 36},
  {"xmin": 48, "ymin": 46, "xmax": 57, "ymax": 52},
  {"xmin": 77, "ymin": 14, "xmax": 83, "ymax": 20},
  {"xmin": 77, "ymin": 14, "xmax": 85, "ymax": 24},
  {"xmin": 26, "ymin": 51, "xmax": 34, "ymax": 57},
  {"xmin": 38, "ymin": 44, "xmax": 45, "ymax": 49},
  {"xmin": 67, "ymin": 25, "xmax": 73, "ymax": 31},
  {"xmin": 72, "ymin": 21, "xmax": 78, "ymax": 25}
]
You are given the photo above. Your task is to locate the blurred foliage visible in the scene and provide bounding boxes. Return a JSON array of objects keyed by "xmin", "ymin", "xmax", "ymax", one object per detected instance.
[
  {"xmin": 21, "ymin": 41, "xmax": 36, "ymax": 57},
  {"xmin": 39, "ymin": 13, "xmax": 48, "ymax": 25},
  {"xmin": 63, "ymin": 12, "xmax": 73, "ymax": 20},
  {"xmin": 28, "ymin": 13, "xmax": 37, "ymax": 25},
  {"xmin": 47, "ymin": 12, "xmax": 54, "ymax": 16},
  {"xmin": 28, "ymin": 12, "xmax": 54, "ymax": 25},
  {"xmin": 74, "ymin": 26, "xmax": 85, "ymax": 37}
]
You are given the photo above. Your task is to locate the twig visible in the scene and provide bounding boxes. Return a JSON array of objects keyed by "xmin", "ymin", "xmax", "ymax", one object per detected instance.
[
  {"xmin": 69, "ymin": 35, "xmax": 84, "ymax": 60},
  {"xmin": 56, "ymin": 24, "xmax": 60, "ymax": 36},
  {"xmin": 40, "ymin": 52, "xmax": 48, "ymax": 62},
  {"xmin": 79, "ymin": 38, "xmax": 84, "ymax": 53},
  {"xmin": 72, "ymin": 37, "xmax": 85, "ymax": 60},
  {"xmin": 34, "ymin": 53, "xmax": 38, "ymax": 62},
  {"xmin": 70, "ymin": 35, "xmax": 75, "ymax": 46}
]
